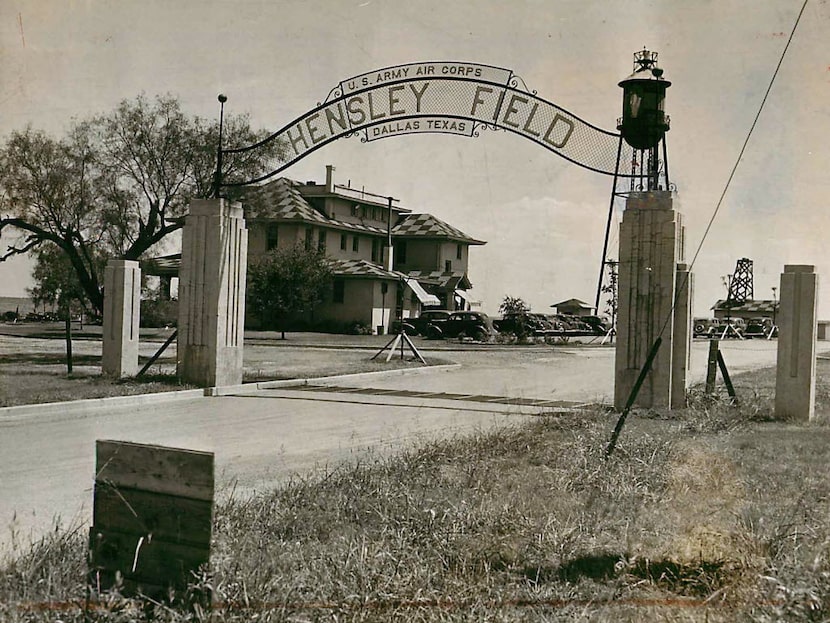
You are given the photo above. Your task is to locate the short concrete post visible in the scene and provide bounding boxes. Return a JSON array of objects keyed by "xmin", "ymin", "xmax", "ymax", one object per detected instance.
[
  {"xmin": 614, "ymin": 191, "xmax": 689, "ymax": 410},
  {"xmin": 101, "ymin": 259, "xmax": 141, "ymax": 377},
  {"xmin": 775, "ymin": 264, "xmax": 818, "ymax": 420},
  {"xmin": 177, "ymin": 198, "xmax": 248, "ymax": 387}
]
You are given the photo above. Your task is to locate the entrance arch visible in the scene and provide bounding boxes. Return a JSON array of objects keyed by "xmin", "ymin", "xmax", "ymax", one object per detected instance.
[{"xmin": 220, "ymin": 61, "xmax": 637, "ymax": 188}]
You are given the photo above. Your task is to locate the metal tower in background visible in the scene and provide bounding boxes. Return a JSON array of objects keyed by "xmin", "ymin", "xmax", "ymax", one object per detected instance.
[{"xmin": 727, "ymin": 258, "xmax": 754, "ymax": 303}]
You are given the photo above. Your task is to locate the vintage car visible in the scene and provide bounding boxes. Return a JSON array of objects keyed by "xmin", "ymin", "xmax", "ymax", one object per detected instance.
[
  {"xmin": 494, "ymin": 312, "xmax": 555, "ymax": 336},
  {"xmin": 396, "ymin": 309, "xmax": 452, "ymax": 336},
  {"xmin": 693, "ymin": 317, "xmax": 722, "ymax": 337},
  {"xmin": 425, "ymin": 311, "xmax": 498, "ymax": 341}
]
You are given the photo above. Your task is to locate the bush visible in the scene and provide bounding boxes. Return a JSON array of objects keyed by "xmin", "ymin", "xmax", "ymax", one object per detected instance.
[{"xmin": 140, "ymin": 298, "xmax": 178, "ymax": 328}]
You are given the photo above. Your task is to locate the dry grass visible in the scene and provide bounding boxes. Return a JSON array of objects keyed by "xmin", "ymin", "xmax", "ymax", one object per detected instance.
[{"xmin": 3, "ymin": 364, "xmax": 830, "ymax": 620}]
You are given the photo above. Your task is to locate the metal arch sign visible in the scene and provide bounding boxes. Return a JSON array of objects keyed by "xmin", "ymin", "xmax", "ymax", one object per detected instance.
[{"xmin": 221, "ymin": 61, "xmax": 633, "ymax": 186}]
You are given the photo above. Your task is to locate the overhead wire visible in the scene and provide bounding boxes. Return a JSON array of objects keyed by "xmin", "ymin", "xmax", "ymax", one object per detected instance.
[
  {"xmin": 608, "ymin": 0, "xmax": 810, "ymax": 454},
  {"xmin": 656, "ymin": 0, "xmax": 810, "ymax": 340}
]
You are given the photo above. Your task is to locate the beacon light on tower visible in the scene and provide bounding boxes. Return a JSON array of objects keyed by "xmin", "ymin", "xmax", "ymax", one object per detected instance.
[
  {"xmin": 617, "ymin": 49, "xmax": 671, "ymax": 191},
  {"xmin": 617, "ymin": 49, "xmax": 670, "ymax": 149}
]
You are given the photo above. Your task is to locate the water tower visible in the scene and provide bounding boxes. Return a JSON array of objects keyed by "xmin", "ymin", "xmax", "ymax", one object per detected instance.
[
  {"xmin": 617, "ymin": 49, "xmax": 671, "ymax": 191},
  {"xmin": 613, "ymin": 48, "xmax": 691, "ymax": 411}
]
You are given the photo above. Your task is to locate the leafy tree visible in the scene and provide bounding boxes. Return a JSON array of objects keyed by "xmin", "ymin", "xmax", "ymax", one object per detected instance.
[
  {"xmin": 498, "ymin": 295, "xmax": 530, "ymax": 316},
  {"xmin": 0, "ymin": 94, "xmax": 285, "ymax": 313},
  {"xmin": 28, "ymin": 242, "xmax": 98, "ymax": 320},
  {"xmin": 247, "ymin": 244, "xmax": 334, "ymax": 337}
]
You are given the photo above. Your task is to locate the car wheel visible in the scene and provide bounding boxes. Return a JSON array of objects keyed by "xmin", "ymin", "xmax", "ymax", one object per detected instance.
[
  {"xmin": 473, "ymin": 328, "xmax": 487, "ymax": 342},
  {"xmin": 426, "ymin": 325, "xmax": 443, "ymax": 340},
  {"xmin": 402, "ymin": 323, "xmax": 416, "ymax": 335},
  {"xmin": 694, "ymin": 323, "xmax": 706, "ymax": 334}
]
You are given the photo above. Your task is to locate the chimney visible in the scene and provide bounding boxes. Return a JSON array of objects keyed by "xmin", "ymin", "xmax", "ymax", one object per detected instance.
[{"xmin": 325, "ymin": 165, "xmax": 335, "ymax": 193}]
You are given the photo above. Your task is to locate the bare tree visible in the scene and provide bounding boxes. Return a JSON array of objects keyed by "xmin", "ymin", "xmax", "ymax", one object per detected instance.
[{"xmin": 0, "ymin": 94, "xmax": 284, "ymax": 312}]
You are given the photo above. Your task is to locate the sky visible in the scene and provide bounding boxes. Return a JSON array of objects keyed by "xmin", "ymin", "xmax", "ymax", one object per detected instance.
[{"xmin": 1, "ymin": 0, "xmax": 829, "ymax": 318}]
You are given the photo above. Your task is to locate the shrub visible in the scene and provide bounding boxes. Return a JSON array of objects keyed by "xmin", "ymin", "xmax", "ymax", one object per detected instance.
[{"xmin": 140, "ymin": 298, "xmax": 178, "ymax": 328}]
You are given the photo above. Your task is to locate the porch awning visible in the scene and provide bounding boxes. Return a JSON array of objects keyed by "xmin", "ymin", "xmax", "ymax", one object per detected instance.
[{"xmin": 406, "ymin": 278, "xmax": 440, "ymax": 306}]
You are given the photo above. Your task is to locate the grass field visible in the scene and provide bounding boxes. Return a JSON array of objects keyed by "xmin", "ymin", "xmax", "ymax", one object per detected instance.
[
  {"xmin": 0, "ymin": 327, "xmax": 447, "ymax": 407},
  {"xmin": 2, "ymin": 361, "xmax": 830, "ymax": 621}
]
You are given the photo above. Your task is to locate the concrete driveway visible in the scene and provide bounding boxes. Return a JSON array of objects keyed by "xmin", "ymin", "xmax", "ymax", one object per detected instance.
[{"xmin": 0, "ymin": 337, "xmax": 818, "ymax": 554}]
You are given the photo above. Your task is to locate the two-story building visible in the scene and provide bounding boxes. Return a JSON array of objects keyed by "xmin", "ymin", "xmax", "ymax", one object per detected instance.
[
  {"xmin": 145, "ymin": 165, "xmax": 485, "ymax": 334},
  {"xmin": 245, "ymin": 165, "xmax": 485, "ymax": 333}
]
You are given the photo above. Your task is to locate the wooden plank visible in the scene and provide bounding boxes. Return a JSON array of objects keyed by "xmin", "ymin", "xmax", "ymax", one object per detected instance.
[
  {"xmin": 717, "ymin": 350, "xmax": 739, "ymax": 403},
  {"xmin": 705, "ymin": 339, "xmax": 719, "ymax": 395},
  {"xmin": 95, "ymin": 440, "xmax": 214, "ymax": 501},
  {"xmin": 89, "ymin": 527, "xmax": 210, "ymax": 590},
  {"xmin": 93, "ymin": 485, "xmax": 212, "ymax": 547}
]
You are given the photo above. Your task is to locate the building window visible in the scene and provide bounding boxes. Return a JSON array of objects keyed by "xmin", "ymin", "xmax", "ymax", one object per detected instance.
[
  {"xmin": 352, "ymin": 236, "xmax": 359, "ymax": 253},
  {"xmin": 445, "ymin": 259, "xmax": 452, "ymax": 272},
  {"xmin": 333, "ymin": 278, "xmax": 345, "ymax": 303},
  {"xmin": 373, "ymin": 207, "xmax": 381, "ymax": 221},
  {"xmin": 266, "ymin": 224, "xmax": 279, "ymax": 250},
  {"xmin": 340, "ymin": 233, "xmax": 347, "ymax": 251},
  {"xmin": 371, "ymin": 239, "xmax": 381, "ymax": 263},
  {"xmin": 395, "ymin": 241, "xmax": 407, "ymax": 264},
  {"xmin": 305, "ymin": 227, "xmax": 313, "ymax": 250},
  {"xmin": 318, "ymin": 230, "xmax": 326, "ymax": 252},
  {"xmin": 456, "ymin": 243, "xmax": 462, "ymax": 260}
]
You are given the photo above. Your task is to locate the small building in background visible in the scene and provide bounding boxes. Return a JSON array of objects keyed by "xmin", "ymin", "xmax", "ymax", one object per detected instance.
[
  {"xmin": 711, "ymin": 299, "xmax": 778, "ymax": 322},
  {"xmin": 551, "ymin": 298, "xmax": 595, "ymax": 317}
]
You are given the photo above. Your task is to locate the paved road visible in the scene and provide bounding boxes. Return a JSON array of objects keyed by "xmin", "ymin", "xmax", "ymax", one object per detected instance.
[{"xmin": 0, "ymin": 338, "xmax": 819, "ymax": 554}]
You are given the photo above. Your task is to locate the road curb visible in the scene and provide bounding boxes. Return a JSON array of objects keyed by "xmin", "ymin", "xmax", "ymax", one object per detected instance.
[
  {"xmin": 207, "ymin": 364, "xmax": 462, "ymax": 396},
  {"xmin": 0, "ymin": 388, "xmax": 206, "ymax": 420},
  {"xmin": 0, "ymin": 364, "xmax": 462, "ymax": 418}
]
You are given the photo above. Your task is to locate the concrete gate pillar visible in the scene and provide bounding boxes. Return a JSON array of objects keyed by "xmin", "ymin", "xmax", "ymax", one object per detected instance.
[
  {"xmin": 177, "ymin": 198, "xmax": 248, "ymax": 387},
  {"xmin": 102, "ymin": 259, "xmax": 141, "ymax": 377},
  {"xmin": 614, "ymin": 191, "xmax": 690, "ymax": 410},
  {"xmin": 775, "ymin": 264, "xmax": 818, "ymax": 420}
]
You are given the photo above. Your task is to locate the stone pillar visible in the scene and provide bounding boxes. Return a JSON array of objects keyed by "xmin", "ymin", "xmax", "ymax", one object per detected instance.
[
  {"xmin": 775, "ymin": 264, "xmax": 818, "ymax": 420},
  {"xmin": 177, "ymin": 198, "xmax": 248, "ymax": 387},
  {"xmin": 102, "ymin": 260, "xmax": 141, "ymax": 377},
  {"xmin": 614, "ymin": 191, "xmax": 689, "ymax": 410}
]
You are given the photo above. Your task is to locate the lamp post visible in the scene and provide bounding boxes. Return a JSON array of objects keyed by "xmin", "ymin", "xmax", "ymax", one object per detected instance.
[{"xmin": 213, "ymin": 94, "xmax": 227, "ymax": 198}]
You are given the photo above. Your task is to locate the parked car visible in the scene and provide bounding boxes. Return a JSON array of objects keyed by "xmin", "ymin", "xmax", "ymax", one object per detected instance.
[
  {"xmin": 744, "ymin": 317, "xmax": 777, "ymax": 338},
  {"xmin": 494, "ymin": 312, "xmax": 555, "ymax": 336},
  {"xmin": 580, "ymin": 315, "xmax": 610, "ymax": 335},
  {"xmin": 425, "ymin": 311, "xmax": 497, "ymax": 341},
  {"xmin": 693, "ymin": 317, "xmax": 721, "ymax": 338},
  {"xmin": 721, "ymin": 317, "xmax": 746, "ymax": 338},
  {"xmin": 395, "ymin": 309, "xmax": 452, "ymax": 336},
  {"xmin": 548, "ymin": 314, "xmax": 592, "ymax": 334}
]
